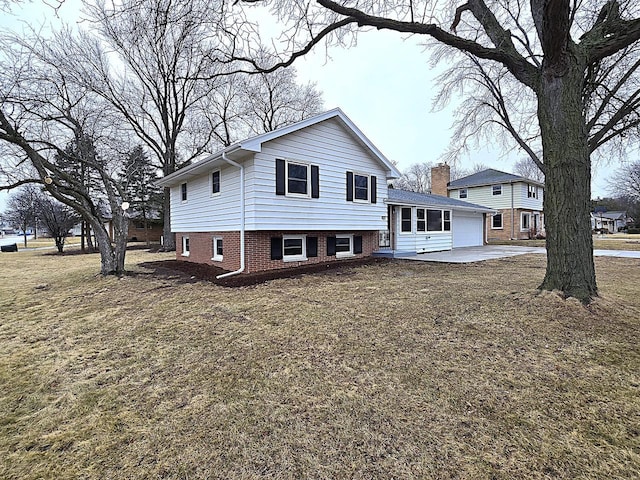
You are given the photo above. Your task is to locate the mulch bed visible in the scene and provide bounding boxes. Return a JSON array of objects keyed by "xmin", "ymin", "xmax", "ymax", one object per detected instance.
[{"xmin": 140, "ymin": 257, "xmax": 391, "ymax": 287}]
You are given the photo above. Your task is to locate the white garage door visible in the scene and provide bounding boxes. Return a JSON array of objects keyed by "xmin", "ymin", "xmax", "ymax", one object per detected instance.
[{"xmin": 453, "ymin": 213, "xmax": 484, "ymax": 248}]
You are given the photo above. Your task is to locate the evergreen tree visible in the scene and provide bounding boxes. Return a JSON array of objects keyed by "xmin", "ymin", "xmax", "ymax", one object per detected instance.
[{"xmin": 121, "ymin": 146, "xmax": 163, "ymax": 246}]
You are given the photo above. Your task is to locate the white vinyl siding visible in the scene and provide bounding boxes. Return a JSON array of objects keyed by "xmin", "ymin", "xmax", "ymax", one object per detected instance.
[
  {"xmin": 246, "ymin": 118, "xmax": 388, "ymax": 231},
  {"xmin": 170, "ymin": 162, "xmax": 242, "ymax": 232},
  {"xmin": 516, "ymin": 183, "xmax": 545, "ymax": 210},
  {"xmin": 394, "ymin": 206, "xmax": 453, "ymax": 253},
  {"xmin": 451, "ymin": 182, "xmax": 542, "ymax": 210}
]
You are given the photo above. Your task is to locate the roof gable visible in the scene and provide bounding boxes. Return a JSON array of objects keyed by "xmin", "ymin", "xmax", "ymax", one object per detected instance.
[
  {"xmin": 157, "ymin": 108, "xmax": 401, "ymax": 187},
  {"xmin": 449, "ymin": 168, "xmax": 543, "ymax": 189}
]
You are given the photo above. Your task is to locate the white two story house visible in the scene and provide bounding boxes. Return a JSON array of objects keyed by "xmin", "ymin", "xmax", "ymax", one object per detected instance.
[
  {"xmin": 432, "ymin": 165, "xmax": 545, "ymax": 241},
  {"xmin": 157, "ymin": 109, "xmax": 494, "ymax": 276}
]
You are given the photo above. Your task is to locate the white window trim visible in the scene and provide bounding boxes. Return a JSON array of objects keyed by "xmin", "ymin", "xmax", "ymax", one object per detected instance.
[
  {"xmin": 492, "ymin": 184, "xmax": 502, "ymax": 196},
  {"xmin": 211, "ymin": 236, "xmax": 223, "ymax": 262},
  {"xmin": 416, "ymin": 208, "xmax": 426, "ymax": 232},
  {"xmin": 210, "ymin": 170, "xmax": 221, "ymax": 197},
  {"xmin": 459, "ymin": 188, "xmax": 468, "ymax": 199},
  {"xmin": 353, "ymin": 172, "xmax": 371, "ymax": 204},
  {"xmin": 335, "ymin": 234, "xmax": 354, "ymax": 258},
  {"xmin": 399, "ymin": 207, "xmax": 413, "ymax": 235},
  {"xmin": 521, "ymin": 212, "xmax": 531, "ymax": 232},
  {"xmin": 491, "ymin": 213, "xmax": 503, "ymax": 230},
  {"xmin": 181, "ymin": 235, "xmax": 190, "ymax": 257},
  {"xmin": 443, "ymin": 210, "xmax": 451, "ymax": 232},
  {"xmin": 285, "ymin": 159, "xmax": 311, "ymax": 198},
  {"xmin": 180, "ymin": 182, "xmax": 188, "ymax": 203},
  {"xmin": 282, "ymin": 234, "xmax": 307, "ymax": 262}
]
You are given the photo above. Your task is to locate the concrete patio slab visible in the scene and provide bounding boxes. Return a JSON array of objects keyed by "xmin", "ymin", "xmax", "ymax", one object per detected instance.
[{"xmin": 402, "ymin": 245, "xmax": 640, "ymax": 263}]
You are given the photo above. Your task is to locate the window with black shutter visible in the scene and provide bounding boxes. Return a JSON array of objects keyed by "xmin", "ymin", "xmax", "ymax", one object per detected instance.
[
  {"xmin": 275, "ymin": 159, "xmax": 286, "ymax": 195},
  {"xmin": 353, "ymin": 235, "xmax": 363, "ymax": 254},
  {"xmin": 326, "ymin": 236, "xmax": 336, "ymax": 256},
  {"xmin": 270, "ymin": 237, "xmax": 283, "ymax": 260},
  {"xmin": 306, "ymin": 236, "xmax": 318, "ymax": 257},
  {"xmin": 311, "ymin": 165, "xmax": 319, "ymax": 198}
]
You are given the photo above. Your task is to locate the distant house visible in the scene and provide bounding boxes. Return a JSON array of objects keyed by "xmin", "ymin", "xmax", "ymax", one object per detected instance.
[
  {"xmin": 156, "ymin": 109, "xmax": 495, "ymax": 276},
  {"xmin": 432, "ymin": 165, "xmax": 545, "ymax": 241},
  {"xmin": 591, "ymin": 210, "xmax": 632, "ymax": 233}
]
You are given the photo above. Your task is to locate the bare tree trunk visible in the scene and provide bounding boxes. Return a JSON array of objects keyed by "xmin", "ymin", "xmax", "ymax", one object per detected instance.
[
  {"xmin": 162, "ymin": 186, "xmax": 175, "ymax": 251},
  {"xmin": 85, "ymin": 221, "xmax": 95, "ymax": 251},
  {"xmin": 88, "ymin": 216, "xmax": 126, "ymax": 275},
  {"xmin": 537, "ymin": 63, "xmax": 597, "ymax": 302},
  {"xmin": 81, "ymin": 221, "xmax": 85, "ymax": 252}
]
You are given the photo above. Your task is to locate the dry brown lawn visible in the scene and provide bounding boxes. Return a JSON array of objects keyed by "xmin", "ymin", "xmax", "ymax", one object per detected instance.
[{"xmin": 1, "ymin": 249, "xmax": 639, "ymax": 479}]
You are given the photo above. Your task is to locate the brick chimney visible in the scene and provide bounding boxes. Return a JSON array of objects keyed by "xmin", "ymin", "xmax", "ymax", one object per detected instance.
[{"xmin": 431, "ymin": 163, "xmax": 451, "ymax": 197}]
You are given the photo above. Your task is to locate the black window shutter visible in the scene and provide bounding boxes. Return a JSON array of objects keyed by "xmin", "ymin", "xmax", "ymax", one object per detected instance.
[
  {"xmin": 270, "ymin": 237, "xmax": 283, "ymax": 260},
  {"xmin": 306, "ymin": 236, "xmax": 318, "ymax": 257},
  {"xmin": 370, "ymin": 176, "xmax": 377, "ymax": 203},
  {"xmin": 346, "ymin": 171, "xmax": 353, "ymax": 201},
  {"xmin": 326, "ymin": 236, "xmax": 336, "ymax": 256},
  {"xmin": 276, "ymin": 159, "xmax": 285, "ymax": 196},
  {"xmin": 354, "ymin": 235, "xmax": 363, "ymax": 254},
  {"xmin": 311, "ymin": 165, "xmax": 319, "ymax": 198}
]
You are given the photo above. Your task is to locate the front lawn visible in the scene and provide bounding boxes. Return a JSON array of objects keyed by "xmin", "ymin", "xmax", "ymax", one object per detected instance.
[{"xmin": 1, "ymin": 249, "xmax": 639, "ymax": 479}]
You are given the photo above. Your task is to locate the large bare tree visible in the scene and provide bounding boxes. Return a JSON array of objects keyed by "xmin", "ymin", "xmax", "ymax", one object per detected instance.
[
  {"xmin": 237, "ymin": 0, "xmax": 640, "ymax": 302},
  {"xmin": 0, "ymin": 33, "xmax": 133, "ymax": 274},
  {"xmin": 46, "ymin": 0, "xmax": 322, "ymax": 250}
]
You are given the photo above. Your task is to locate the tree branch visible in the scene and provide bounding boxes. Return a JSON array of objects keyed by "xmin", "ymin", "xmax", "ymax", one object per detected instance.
[{"xmin": 315, "ymin": 0, "xmax": 540, "ymax": 90}]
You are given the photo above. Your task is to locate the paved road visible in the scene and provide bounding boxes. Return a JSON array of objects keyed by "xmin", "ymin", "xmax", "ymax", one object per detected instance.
[
  {"xmin": 0, "ymin": 235, "xmax": 30, "ymax": 247},
  {"xmin": 405, "ymin": 245, "xmax": 640, "ymax": 263}
]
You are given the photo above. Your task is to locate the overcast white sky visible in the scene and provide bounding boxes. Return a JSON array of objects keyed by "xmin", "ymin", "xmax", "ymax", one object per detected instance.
[{"xmin": 0, "ymin": 1, "xmax": 613, "ymax": 212}]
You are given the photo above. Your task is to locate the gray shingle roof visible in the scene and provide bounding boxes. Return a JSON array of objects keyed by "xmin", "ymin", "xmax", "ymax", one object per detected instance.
[
  {"xmin": 591, "ymin": 211, "xmax": 627, "ymax": 220},
  {"xmin": 387, "ymin": 188, "xmax": 494, "ymax": 212},
  {"xmin": 448, "ymin": 168, "xmax": 543, "ymax": 189}
]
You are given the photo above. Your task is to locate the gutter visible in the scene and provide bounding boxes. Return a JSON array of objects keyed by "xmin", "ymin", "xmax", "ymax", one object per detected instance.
[{"xmin": 216, "ymin": 152, "xmax": 246, "ymax": 279}]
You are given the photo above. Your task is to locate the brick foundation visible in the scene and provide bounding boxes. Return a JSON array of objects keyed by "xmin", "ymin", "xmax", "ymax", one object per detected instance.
[{"xmin": 176, "ymin": 230, "xmax": 378, "ymax": 274}]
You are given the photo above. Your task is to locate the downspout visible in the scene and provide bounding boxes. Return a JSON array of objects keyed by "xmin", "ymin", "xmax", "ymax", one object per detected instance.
[
  {"xmin": 510, "ymin": 181, "xmax": 515, "ymax": 240},
  {"xmin": 216, "ymin": 152, "xmax": 245, "ymax": 279}
]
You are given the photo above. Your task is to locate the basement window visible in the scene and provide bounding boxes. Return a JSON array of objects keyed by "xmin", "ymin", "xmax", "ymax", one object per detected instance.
[
  {"xmin": 181, "ymin": 236, "xmax": 190, "ymax": 256},
  {"xmin": 212, "ymin": 237, "xmax": 223, "ymax": 261},
  {"xmin": 283, "ymin": 235, "xmax": 307, "ymax": 262}
]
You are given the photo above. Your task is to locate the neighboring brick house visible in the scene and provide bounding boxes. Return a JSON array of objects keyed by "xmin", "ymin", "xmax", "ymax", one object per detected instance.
[
  {"xmin": 156, "ymin": 109, "xmax": 495, "ymax": 277},
  {"xmin": 431, "ymin": 164, "xmax": 545, "ymax": 241}
]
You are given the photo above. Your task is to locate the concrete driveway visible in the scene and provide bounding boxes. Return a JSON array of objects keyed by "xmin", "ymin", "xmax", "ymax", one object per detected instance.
[{"xmin": 403, "ymin": 245, "xmax": 640, "ymax": 263}]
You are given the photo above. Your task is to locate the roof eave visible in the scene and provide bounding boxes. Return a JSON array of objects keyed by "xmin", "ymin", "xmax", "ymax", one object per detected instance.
[{"xmin": 154, "ymin": 145, "xmax": 244, "ymax": 188}]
